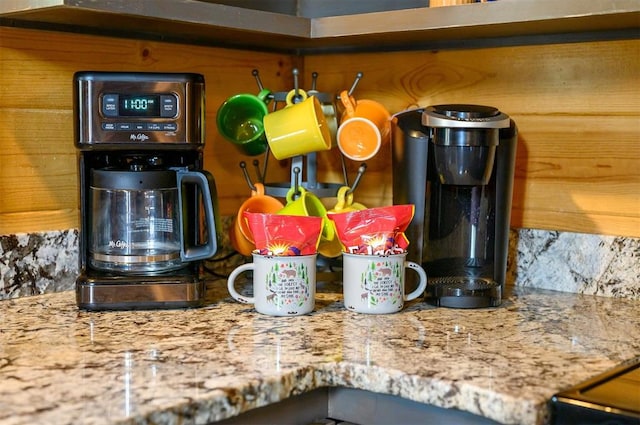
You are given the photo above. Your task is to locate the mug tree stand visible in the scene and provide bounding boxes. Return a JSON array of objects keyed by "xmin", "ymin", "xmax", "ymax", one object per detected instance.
[{"xmin": 238, "ymin": 69, "xmax": 368, "ymax": 277}]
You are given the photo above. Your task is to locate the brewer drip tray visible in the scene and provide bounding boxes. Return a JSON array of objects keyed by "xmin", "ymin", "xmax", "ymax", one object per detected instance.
[{"xmin": 425, "ymin": 277, "xmax": 501, "ymax": 309}]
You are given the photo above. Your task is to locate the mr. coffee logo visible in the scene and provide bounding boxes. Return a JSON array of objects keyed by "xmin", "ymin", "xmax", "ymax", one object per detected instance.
[
  {"xmin": 130, "ymin": 133, "xmax": 150, "ymax": 141},
  {"xmin": 109, "ymin": 240, "xmax": 130, "ymax": 249}
]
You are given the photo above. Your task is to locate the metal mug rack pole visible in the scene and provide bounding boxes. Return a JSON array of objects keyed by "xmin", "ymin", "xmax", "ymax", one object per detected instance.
[{"xmin": 239, "ymin": 160, "xmax": 367, "ymax": 199}]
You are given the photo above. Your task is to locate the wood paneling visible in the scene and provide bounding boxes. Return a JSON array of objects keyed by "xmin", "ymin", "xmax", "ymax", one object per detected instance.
[
  {"xmin": 305, "ymin": 40, "xmax": 640, "ymax": 237},
  {"xmin": 1, "ymin": 26, "xmax": 638, "ymax": 237},
  {"xmin": 0, "ymin": 26, "xmax": 295, "ymax": 234}
]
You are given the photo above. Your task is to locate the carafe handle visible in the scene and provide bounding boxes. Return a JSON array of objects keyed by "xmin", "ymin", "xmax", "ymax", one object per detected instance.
[{"xmin": 176, "ymin": 169, "xmax": 219, "ymax": 262}]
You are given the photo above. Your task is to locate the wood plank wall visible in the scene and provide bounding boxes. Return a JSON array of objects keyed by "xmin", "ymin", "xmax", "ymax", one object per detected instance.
[
  {"xmin": 1, "ymin": 26, "xmax": 638, "ymax": 237},
  {"xmin": 0, "ymin": 27, "xmax": 296, "ymax": 234},
  {"xmin": 305, "ymin": 41, "xmax": 640, "ymax": 238}
]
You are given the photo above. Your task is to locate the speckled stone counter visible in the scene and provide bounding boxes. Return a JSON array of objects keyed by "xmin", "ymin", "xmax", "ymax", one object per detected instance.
[
  {"xmin": 2, "ymin": 227, "xmax": 638, "ymax": 300},
  {"xmin": 1, "ymin": 282, "xmax": 638, "ymax": 425}
]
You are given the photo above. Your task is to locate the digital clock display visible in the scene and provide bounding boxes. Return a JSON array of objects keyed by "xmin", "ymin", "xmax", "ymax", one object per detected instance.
[{"xmin": 119, "ymin": 94, "xmax": 161, "ymax": 117}]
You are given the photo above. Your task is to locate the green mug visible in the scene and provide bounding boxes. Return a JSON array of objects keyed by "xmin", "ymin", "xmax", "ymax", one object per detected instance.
[{"xmin": 216, "ymin": 89, "xmax": 271, "ymax": 156}]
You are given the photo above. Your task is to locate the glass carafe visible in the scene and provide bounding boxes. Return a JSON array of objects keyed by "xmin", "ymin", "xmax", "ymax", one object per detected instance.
[{"xmin": 89, "ymin": 168, "xmax": 217, "ymax": 274}]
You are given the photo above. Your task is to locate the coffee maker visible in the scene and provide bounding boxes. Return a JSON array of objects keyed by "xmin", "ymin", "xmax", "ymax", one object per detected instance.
[
  {"xmin": 74, "ymin": 71, "xmax": 220, "ymax": 310},
  {"xmin": 392, "ymin": 105, "xmax": 517, "ymax": 308}
]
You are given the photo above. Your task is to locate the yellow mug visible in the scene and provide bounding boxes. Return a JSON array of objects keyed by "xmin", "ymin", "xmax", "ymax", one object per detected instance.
[
  {"xmin": 319, "ymin": 186, "xmax": 367, "ymax": 258},
  {"xmin": 263, "ymin": 90, "xmax": 332, "ymax": 160},
  {"xmin": 277, "ymin": 187, "xmax": 335, "ymax": 244},
  {"xmin": 322, "ymin": 102, "xmax": 339, "ymax": 147},
  {"xmin": 337, "ymin": 90, "xmax": 391, "ymax": 161}
]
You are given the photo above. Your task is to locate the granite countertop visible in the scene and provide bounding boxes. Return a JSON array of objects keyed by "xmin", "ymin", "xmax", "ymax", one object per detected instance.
[{"xmin": 1, "ymin": 281, "xmax": 639, "ymax": 425}]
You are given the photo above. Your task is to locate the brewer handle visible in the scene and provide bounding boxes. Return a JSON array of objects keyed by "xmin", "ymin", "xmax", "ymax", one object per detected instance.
[{"xmin": 176, "ymin": 169, "xmax": 219, "ymax": 262}]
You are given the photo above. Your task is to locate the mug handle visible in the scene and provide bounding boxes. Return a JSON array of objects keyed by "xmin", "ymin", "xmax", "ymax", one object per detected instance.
[
  {"xmin": 285, "ymin": 186, "xmax": 306, "ymax": 204},
  {"xmin": 176, "ymin": 169, "xmax": 219, "ymax": 262},
  {"xmin": 227, "ymin": 263, "xmax": 255, "ymax": 304},
  {"xmin": 339, "ymin": 90, "xmax": 357, "ymax": 120},
  {"xmin": 333, "ymin": 186, "xmax": 354, "ymax": 211},
  {"xmin": 251, "ymin": 182, "xmax": 265, "ymax": 197},
  {"xmin": 285, "ymin": 88, "xmax": 308, "ymax": 106},
  {"xmin": 404, "ymin": 261, "xmax": 428, "ymax": 301},
  {"xmin": 257, "ymin": 88, "xmax": 272, "ymax": 104}
]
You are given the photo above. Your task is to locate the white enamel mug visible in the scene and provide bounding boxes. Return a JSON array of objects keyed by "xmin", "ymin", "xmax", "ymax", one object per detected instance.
[
  {"xmin": 342, "ymin": 252, "xmax": 427, "ymax": 314},
  {"xmin": 227, "ymin": 254, "xmax": 317, "ymax": 316}
]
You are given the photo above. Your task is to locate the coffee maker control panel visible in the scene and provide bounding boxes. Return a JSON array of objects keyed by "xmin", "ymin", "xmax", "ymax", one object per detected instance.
[
  {"xmin": 74, "ymin": 71, "xmax": 205, "ymax": 148},
  {"xmin": 101, "ymin": 93, "xmax": 178, "ymax": 118}
]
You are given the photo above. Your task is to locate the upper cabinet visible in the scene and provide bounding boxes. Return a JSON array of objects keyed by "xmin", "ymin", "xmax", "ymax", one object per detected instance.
[{"xmin": 1, "ymin": 0, "xmax": 638, "ymax": 53}]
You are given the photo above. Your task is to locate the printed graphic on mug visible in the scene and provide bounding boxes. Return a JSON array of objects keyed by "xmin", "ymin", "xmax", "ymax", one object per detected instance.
[
  {"xmin": 342, "ymin": 252, "xmax": 427, "ymax": 314},
  {"xmin": 263, "ymin": 260, "xmax": 313, "ymax": 310},
  {"xmin": 353, "ymin": 258, "xmax": 403, "ymax": 309}
]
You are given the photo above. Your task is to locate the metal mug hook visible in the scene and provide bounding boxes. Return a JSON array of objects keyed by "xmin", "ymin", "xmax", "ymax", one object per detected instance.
[
  {"xmin": 346, "ymin": 163, "xmax": 367, "ymax": 195},
  {"xmin": 252, "ymin": 160, "xmax": 264, "ymax": 183},
  {"xmin": 251, "ymin": 69, "xmax": 264, "ymax": 92},
  {"xmin": 291, "ymin": 166, "xmax": 302, "ymax": 199},
  {"xmin": 348, "ymin": 72, "xmax": 364, "ymax": 96},
  {"xmin": 239, "ymin": 161, "xmax": 257, "ymax": 191}
]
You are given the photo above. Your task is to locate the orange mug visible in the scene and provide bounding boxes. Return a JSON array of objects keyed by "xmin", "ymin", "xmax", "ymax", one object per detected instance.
[
  {"xmin": 337, "ymin": 90, "xmax": 391, "ymax": 161},
  {"xmin": 230, "ymin": 183, "xmax": 284, "ymax": 255}
]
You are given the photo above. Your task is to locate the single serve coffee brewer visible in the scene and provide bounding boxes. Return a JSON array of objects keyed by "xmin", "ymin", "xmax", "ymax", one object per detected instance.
[
  {"xmin": 74, "ymin": 71, "xmax": 220, "ymax": 310},
  {"xmin": 392, "ymin": 104, "xmax": 517, "ymax": 308}
]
